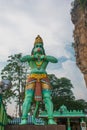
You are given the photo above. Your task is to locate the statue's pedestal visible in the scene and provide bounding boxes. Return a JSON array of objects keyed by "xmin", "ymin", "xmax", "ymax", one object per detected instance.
[{"xmin": 5, "ymin": 125, "xmax": 66, "ymax": 130}]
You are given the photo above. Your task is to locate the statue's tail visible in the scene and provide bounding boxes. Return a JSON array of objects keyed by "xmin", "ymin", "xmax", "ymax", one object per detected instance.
[{"xmin": 32, "ymin": 101, "xmax": 39, "ymax": 124}]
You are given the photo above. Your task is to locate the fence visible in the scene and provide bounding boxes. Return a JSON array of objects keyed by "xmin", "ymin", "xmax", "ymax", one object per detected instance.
[{"xmin": 8, "ymin": 116, "xmax": 45, "ymax": 125}]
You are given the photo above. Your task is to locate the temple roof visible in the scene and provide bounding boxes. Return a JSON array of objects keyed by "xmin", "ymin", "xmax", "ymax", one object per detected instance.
[{"xmin": 39, "ymin": 105, "xmax": 86, "ymax": 118}]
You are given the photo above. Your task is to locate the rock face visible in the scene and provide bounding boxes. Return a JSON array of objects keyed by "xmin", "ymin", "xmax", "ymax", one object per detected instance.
[{"xmin": 71, "ymin": 0, "xmax": 87, "ymax": 86}]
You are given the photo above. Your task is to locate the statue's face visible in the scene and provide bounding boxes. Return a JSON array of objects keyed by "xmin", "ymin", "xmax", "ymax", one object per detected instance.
[{"xmin": 33, "ymin": 43, "xmax": 44, "ymax": 55}]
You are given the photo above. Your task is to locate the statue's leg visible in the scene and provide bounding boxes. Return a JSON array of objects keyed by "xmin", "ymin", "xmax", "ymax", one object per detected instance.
[
  {"xmin": 43, "ymin": 89, "xmax": 56, "ymax": 125},
  {"xmin": 20, "ymin": 89, "xmax": 34, "ymax": 125}
]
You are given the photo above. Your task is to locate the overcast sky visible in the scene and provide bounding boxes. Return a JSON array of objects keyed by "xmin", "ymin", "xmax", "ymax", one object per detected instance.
[{"xmin": 0, "ymin": 0, "xmax": 87, "ymax": 116}]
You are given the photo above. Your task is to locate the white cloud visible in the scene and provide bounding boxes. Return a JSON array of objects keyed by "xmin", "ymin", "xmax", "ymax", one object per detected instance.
[
  {"xmin": 0, "ymin": 0, "xmax": 74, "ymax": 60},
  {"xmin": 58, "ymin": 60, "xmax": 87, "ymax": 100}
]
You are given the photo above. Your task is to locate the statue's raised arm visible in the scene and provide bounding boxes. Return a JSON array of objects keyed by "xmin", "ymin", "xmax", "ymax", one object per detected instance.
[
  {"xmin": 46, "ymin": 55, "xmax": 58, "ymax": 63},
  {"xmin": 20, "ymin": 55, "xmax": 34, "ymax": 62}
]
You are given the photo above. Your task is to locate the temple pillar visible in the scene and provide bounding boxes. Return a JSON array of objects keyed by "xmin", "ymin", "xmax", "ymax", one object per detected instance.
[{"xmin": 67, "ymin": 118, "xmax": 71, "ymax": 130}]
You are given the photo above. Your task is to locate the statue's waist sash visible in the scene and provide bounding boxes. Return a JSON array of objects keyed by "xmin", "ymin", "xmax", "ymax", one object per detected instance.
[{"xmin": 27, "ymin": 74, "xmax": 47, "ymax": 82}]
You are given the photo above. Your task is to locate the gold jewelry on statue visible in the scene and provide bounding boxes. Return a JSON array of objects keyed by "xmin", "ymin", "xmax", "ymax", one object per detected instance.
[
  {"xmin": 28, "ymin": 74, "xmax": 47, "ymax": 79},
  {"xmin": 34, "ymin": 35, "xmax": 43, "ymax": 45},
  {"xmin": 35, "ymin": 60, "xmax": 43, "ymax": 68}
]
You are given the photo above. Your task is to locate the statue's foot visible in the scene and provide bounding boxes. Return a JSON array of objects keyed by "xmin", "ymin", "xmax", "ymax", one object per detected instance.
[
  {"xmin": 48, "ymin": 119, "xmax": 57, "ymax": 125},
  {"xmin": 20, "ymin": 119, "xmax": 27, "ymax": 125}
]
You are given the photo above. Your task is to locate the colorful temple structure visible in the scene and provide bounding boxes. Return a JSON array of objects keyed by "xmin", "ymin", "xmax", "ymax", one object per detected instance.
[{"xmin": 39, "ymin": 105, "xmax": 86, "ymax": 130}]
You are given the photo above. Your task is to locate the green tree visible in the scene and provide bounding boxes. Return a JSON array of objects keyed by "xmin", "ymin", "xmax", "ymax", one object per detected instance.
[
  {"xmin": 49, "ymin": 74, "xmax": 75, "ymax": 98},
  {"xmin": 48, "ymin": 74, "xmax": 87, "ymax": 111},
  {"xmin": 1, "ymin": 53, "xmax": 28, "ymax": 116},
  {"xmin": 48, "ymin": 74, "xmax": 75, "ymax": 110}
]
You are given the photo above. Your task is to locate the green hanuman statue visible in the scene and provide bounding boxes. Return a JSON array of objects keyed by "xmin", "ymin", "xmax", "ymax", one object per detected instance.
[{"xmin": 20, "ymin": 35, "xmax": 58, "ymax": 125}]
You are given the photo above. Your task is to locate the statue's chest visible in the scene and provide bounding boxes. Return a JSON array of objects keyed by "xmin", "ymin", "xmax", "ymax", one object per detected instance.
[{"xmin": 29, "ymin": 60, "xmax": 47, "ymax": 69}]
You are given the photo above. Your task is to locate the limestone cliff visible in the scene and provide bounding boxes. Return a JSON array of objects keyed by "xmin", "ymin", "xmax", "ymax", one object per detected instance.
[{"xmin": 71, "ymin": 0, "xmax": 87, "ymax": 86}]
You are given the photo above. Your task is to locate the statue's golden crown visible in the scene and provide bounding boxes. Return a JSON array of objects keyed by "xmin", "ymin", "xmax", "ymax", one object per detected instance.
[{"xmin": 34, "ymin": 35, "xmax": 43, "ymax": 45}]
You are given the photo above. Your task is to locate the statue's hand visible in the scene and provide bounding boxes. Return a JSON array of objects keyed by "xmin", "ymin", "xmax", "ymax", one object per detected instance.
[
  {"xmin": 33, "ymin": 54, "xmax": 38, "ymax": 60},
  {"xmin": 33, "ymin": 54, "xmax": 46, "ymax": 60},
  {"xmin": 40, "ymin": 55, "xmax": 46, "ymax": 60}
]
